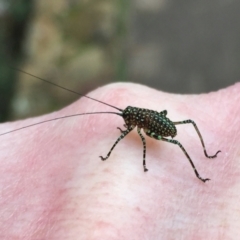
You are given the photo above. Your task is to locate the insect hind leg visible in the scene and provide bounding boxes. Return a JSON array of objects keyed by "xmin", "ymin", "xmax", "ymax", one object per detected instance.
[
  {"xmin": 173, "ymin": 120, "xmax": 221, "ymax": 158},
  {"xmin": 146, "ymin": 131, "xmax": 209, "ymax": 183},
  {"xmin": 99, "ymin": 126, "xmax": 134, "ymax": 161}
]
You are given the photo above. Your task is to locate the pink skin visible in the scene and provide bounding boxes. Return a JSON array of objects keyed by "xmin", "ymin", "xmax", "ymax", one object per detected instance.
[{"xmin": 0, "ymin": 82, "xmax": 240, "ymax": 239}]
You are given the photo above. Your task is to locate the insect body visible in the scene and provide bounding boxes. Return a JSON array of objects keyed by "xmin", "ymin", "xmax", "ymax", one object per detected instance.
[
  {"xmin": 100, "ymin": 106, "xmax": 220, "ymax": 182},
  {"xmin": 2, "ymin": 67, "xmax": 221, "ymax": 183}
]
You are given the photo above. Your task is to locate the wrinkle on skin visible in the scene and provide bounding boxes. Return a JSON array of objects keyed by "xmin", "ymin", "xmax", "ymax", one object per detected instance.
[{"xmin": 0, "ymin": 82, "xmax": 239, "ymax": 240}]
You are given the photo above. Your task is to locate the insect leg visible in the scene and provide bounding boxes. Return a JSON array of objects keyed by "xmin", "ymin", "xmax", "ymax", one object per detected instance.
[
  {"xmin": 160, "ymin": 136, "xmax": 210, "ymax": 183},
  {"xmin": 145, "ymin": 131, "xmax": 209, "ymax": 182},
  {"xmin": 117, "ymin": 124, "xmax": 128, "ymax": 133},
  {"xmin": 137, "ymin": 127, "xmax": 148, "ymax": 172},
  {"xmin": 99, "ymin": 126, "xmax": 134, "ymax": 161},
  {"xmin": 173, "ymin": 120, "xmax": 221, "ymax": 158}
]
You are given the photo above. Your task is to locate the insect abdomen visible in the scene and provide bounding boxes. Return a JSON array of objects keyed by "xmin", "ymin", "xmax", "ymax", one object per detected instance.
[{"xmin": 122, "ymin": 106, "xmax": 177, "ymax": 137}]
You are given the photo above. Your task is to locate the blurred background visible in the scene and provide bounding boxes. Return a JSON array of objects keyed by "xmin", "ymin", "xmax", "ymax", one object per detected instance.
[{"xmin": 0, "ymin": 0, "xmax": 239, "ymax": 122}]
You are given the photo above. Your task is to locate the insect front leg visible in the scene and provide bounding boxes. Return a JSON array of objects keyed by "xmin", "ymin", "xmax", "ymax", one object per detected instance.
[
  {"xmin": 99, "ymin": 126, "xmax": 134, "ymax": 161},
  {"xmin": 145, "ymin": 132, "xmax": 210, "ymax": 183},
  {"xmin": 137, "ymin": 127, "xmax": 148, "ymax": 172},
  {"xmin": 173, "ymin": 120, "xmax": 221, "ymax": 158},
  {"xmin": 117, "ymin": 124, "xmax": 128, "ymax": 133}
]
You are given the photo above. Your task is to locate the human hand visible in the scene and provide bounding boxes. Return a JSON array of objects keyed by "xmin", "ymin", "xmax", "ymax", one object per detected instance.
[{"xmin": 0, "ymin": 82, "xmax": 239, "ymax": 239}]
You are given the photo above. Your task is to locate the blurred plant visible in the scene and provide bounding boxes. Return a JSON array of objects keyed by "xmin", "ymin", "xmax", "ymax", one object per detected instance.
[{"xmin": 0, "ymin": 0, "xmax": 34, "ymax": 122}]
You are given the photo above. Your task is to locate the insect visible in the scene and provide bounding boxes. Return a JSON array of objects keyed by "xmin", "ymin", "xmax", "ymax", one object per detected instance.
[{"xmin": 1, "ymin": 67, "xmax": 221, "ymax": 183}]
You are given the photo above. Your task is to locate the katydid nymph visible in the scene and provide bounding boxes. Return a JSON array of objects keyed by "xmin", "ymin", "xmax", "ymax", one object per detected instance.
[{"xmin": 1, "ymin": 67, "xmax": 221, "ymax": 182}]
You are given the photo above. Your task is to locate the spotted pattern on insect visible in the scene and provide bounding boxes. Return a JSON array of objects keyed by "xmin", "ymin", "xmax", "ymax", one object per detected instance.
[{"xmin": 122, "ymin": 106, "xmax": 177, "ymax": 138}]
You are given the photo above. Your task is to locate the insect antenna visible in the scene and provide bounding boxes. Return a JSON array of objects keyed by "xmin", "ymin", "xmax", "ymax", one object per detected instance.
[
  {"xmin": 0, "ymin": 111, "xmax": 122, "ymax": 136},
  {"xmin": 10, "ymin": 66, "xmax": 124, "ymax": 112},
  {"xmin": 1, "ymin": 67, "xmax": 124, "ymax": 136}
]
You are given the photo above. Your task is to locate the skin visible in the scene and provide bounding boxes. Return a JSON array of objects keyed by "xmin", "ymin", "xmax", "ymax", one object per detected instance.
[{"xmin": 0, "ymin": 82, "xmax": 240, "ymax": 239}]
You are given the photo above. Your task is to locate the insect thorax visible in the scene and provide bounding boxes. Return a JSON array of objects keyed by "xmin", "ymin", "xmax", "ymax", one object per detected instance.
[{"xmin": 122, "ymin": 106, "xmax": 177, "ymax": 138}]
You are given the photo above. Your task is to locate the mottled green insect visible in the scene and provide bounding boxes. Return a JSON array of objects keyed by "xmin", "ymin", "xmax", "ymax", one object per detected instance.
[{"xmin": 2, "ymin": 68, "xmax": 221, "ymax": 183}]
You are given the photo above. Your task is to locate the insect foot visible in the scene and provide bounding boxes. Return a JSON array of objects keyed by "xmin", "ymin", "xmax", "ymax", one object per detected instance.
[
  {"xmin": 199, "ymin": 177, "xmax": 210, "ymax": 183},
  {"xmin": 204, "ymin": 149, "xmax": 221, "ymax": 158},
  {"xmin": 99, "ymin": 155, "xmax": 109, "ymax": 161},
  {"xmin": 199, "ymin": 178, "xmax": 211, "ymax": 182}
]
